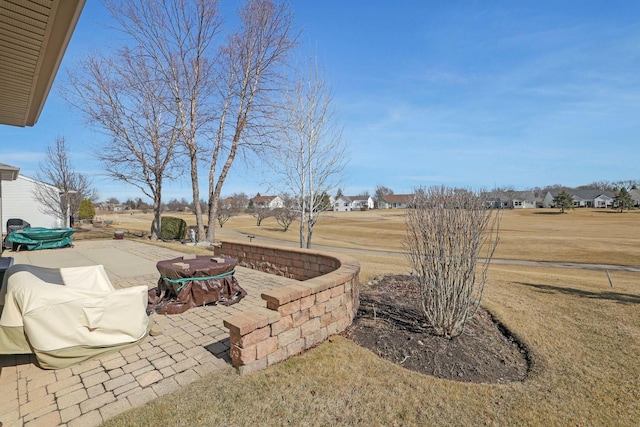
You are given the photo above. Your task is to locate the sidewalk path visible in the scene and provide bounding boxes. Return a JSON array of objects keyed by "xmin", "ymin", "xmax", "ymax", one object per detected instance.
[{"xmin": 0, "ymin": 239, "xmax": 296, "ymax": 427}]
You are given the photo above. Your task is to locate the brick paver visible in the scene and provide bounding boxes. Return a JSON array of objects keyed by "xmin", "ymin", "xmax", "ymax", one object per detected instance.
[{"xmin": 0, "ymin": 239, "xmax": 292, "ymax": 426}]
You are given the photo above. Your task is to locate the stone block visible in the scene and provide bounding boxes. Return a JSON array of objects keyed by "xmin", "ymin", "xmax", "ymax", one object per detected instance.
[
  {"xmin": 223, "ymin": 312, "xmax": 267, "ymax": 336},
  {"xmin": 267, "ymin": 347, "xmax": 288, "ymax": 366},
  {"xmin": 277, "ymin": 326, "xmax": 301, "ymax": 348},
  {"xmin": 300, "ymin": 317, "xmax": 321, "ymax": 338},
  {"xmin": 287, "ymin": 338, "xmax": 306, "ymax": 357},
  {"xmin": 326, "ymin": 321, "xmax": 339, "ymax": 336},
  {"xmin": 299, "ymin": 294, "xmax": 315, "ymax": 310},
  {"xmin": 256, "ymin": 336, "xmax": 278, "ymax": 360},
  {"xmin": 324, "ymin": 295, "xmax": 342, "ymax": 311},
  {"xmin": 330, "ymin": 283, "xmax": 345, "ymax": 297},
  {"xmin": 309, "ymin": 302, "xmax": 325, "ymax": 318},
  {"xmin": 305, "ymin": 327, "xmax": 328, "ymax": 348},
  {"xmin": 238, "ymin": 357, "xmax": 268, "ymax": 376},
  {"xmin": 320, "ymin": 312, "xmax": 333, "ymax": 327},
  {"xmin": 239, "ymin": 326, "xmax": 270, "ymax": 348},
  {"xmin": 278, "ymin": 299, "xmax": 301, "ymax": 316},
  {"xmin": 252, "ymin": 306, "xmax": 282, "ymax": 324},
  {"xmin": 315, "ymin": 289, "xmax": 331, "ymax": 303},
  {"xmin": 230, "ymin": 344, "xmax": 256, "ymax": 365},
  {"xmin": 261, "ymin": 286, "xmax": 296, "ymax": 306},
  {"xmin": 270, "ymin": 314, "xmax": 293, "ymax": 335},
  {"xmin": 291, "ymin": 309, "xmax": 310, "ymax": 327}
]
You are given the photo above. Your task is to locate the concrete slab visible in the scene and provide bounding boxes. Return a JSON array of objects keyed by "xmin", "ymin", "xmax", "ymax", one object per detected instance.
[{"xmin": 7, "ymin": 239, "xmax": 168, "ymax": 281}]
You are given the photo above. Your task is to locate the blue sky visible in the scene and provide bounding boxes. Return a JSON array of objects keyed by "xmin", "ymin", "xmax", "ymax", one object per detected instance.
[{"xmin": 2, "ymin": 1, "xmax": 640, "ymax": 202}]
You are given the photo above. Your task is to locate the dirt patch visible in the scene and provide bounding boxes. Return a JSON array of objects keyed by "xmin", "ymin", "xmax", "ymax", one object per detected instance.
[{"xmin": 342, "ymin": 275, "xmax": 529, "ymax": 384}]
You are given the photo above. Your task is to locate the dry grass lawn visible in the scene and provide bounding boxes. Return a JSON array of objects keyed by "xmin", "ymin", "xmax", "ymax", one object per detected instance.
[
  {"xmin": 99, "ymin": 208, "xmax": 640, "ymax": 426},
  {"xmin": 105, "ymin": 207, "xmax": 640, "ymax": 266}
]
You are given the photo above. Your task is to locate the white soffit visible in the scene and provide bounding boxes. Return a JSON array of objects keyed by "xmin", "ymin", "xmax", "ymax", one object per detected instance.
[{"xmin": 0, "ymin": 0, "xmax": 85, "ymax": 127}]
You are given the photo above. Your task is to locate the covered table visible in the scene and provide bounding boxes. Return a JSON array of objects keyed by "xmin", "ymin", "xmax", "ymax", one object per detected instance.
[
  {"xmin": 149, "ymin": 255, "xmax": 247, "ymax": 315},
  {"xmin": 7, "ymin": 227, "xmax": 75, "ymax": 251}
]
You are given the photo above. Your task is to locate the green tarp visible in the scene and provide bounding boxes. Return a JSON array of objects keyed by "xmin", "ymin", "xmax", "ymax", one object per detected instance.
[{"xmin": 7, "ymin": 227, "xmax": 75, "ymax": 251}]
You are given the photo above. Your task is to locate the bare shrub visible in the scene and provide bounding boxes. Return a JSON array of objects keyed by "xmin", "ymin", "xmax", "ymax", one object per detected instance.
[{"xmin": 404, "ymin": 186, "xmax": 500, "ymax": 338}]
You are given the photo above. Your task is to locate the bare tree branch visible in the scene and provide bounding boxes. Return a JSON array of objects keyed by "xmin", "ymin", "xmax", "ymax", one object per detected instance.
[
  {"xmin": 100, "ymin": 0, "xmax": 222, "ymax": 241},
  {"xmin": 34, "ymin": 136, "xmax": 98, "ymax": 224},
  {"xmin": 206, "ymin": 0, "xmax": 298, "ymax": 242},
  {"xmin": 65, "ymin": 44, "xmax": 181, "ymax": 239},
  {"xmin": 66, "ymin": 0, "xmax": 298, "ymax": 242}
]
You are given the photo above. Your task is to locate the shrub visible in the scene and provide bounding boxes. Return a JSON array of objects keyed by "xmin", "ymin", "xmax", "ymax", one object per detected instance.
[
  {"xmin": 158, "ymin": 216, "xmax": 187, "ymax": 240},
  {"xmin": 404, "ymin": 186, "xmax": 500, "ymax": 338},
  {"xmin": 78, "ymin": 199, "xmax": 96, "ymax": 220}
]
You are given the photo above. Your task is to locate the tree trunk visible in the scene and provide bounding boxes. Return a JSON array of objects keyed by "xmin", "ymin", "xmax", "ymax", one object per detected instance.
[
  {"xmin": 306, "ymin": 215, "xmax": 314, "ymax": 249},
  {"xmin": 187, "ymin": 145, "xmax": 205, "ymax": 241},
  {"xmin": 151, "ymin": 184, "xmax": 162, "ymax": 240},
  {"xmin": 299, "ymin": 180, "xmax": 306, "ymax": 248}
]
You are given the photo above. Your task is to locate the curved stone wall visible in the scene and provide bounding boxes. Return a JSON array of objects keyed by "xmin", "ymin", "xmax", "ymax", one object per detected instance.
[{"xmin": 220, "ymin": 240, "xmax": 360, "ymax": 375}]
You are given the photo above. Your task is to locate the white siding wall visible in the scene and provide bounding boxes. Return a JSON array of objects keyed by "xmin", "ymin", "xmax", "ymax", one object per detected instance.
[
  {"xmin": 1, "ymin": 175, "xmax": 62, "ymax": 233},
  {"xmin": 333, "ymin": 197, "xmax": 351, "ymax": 212}
]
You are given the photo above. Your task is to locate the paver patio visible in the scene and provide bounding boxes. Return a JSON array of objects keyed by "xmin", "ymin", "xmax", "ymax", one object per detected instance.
[{"xmin": 0, "ymin": 239, "xmax": 295, "ymax": 427}]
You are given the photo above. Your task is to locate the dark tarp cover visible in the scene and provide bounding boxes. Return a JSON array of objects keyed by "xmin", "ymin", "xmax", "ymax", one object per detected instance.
[{"xmin": 149, "ymin": 255, "xmax": 247, "ymax": 315}]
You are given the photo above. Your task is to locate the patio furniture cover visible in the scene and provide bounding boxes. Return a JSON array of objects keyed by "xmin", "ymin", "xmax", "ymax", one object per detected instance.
[
  {"xmin": 0, "ymin": 264, "xmax": 150, "ymax": 369},
  {"xmin": 149, "ymin": 255, "xmax": 246, "ymax": 315},
  {"xmin": 7, "ymin": 227, "xmax": 75, "ymax": 251}
]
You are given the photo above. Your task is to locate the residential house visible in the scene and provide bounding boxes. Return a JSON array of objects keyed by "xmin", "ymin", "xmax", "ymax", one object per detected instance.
[
  {"xmin": 379, "ymin": 194, "xmax": 413, "ymax": 209},
  {"xmin": 1, "ymin": 173, "xmax": 63, "ymax": 233},
  {"xmin": 250, "ymin": 194, "xmax": 283, "ymax": 209},
  {"xmin": 97, "ymin": 202, "xmax": 124, "ymax": 212},
  {"xmin": 629, "ymin": 189, "xmax": 640, "ymax": 207},
  {"xmin": 543, "ymin": 189, "xmax": 615, "ymax": 208},
  {"xmin": 220, "ymin": 196, "xmax": 249, "ymax": 212},
  {"xmin": 333, "ymin": 195, "xmax": 374, "ymax": 212},
  {"xmin": 483, "ymin": 190, "xmax": 537, "ymax": 209},
  {"xmin": 333, "ymin": 196, "xmax": 351, "ymax": 212},
  {"xmin": 542, "ymin": 190, "xmax": 567, "ymax": 208}
]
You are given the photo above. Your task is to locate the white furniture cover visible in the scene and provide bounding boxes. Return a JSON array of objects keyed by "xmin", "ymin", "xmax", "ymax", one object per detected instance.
[{"xmin": 0, "ymin": 264, "xmax": 150, "ymax": 369}]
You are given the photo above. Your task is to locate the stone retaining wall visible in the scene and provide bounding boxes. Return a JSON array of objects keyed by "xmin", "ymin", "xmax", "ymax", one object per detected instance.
[{"xmin": 220, "ymin": 240, "xmax": 360, "ymax": 375}]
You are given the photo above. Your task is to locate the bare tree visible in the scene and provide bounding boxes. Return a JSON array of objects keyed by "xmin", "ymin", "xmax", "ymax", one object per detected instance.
[
  {"xmin": 105, "ymin": 0, "xmax": 296, "ymax": 244},
  {"xmin": 34, "ymin": 136, "xmax": 98, "ymax": 225},
  {"xmin": 270, "ymin": 56, "xmax": 347, "ymax": 248},
  {"xmin": 101, "ymin": 0, "xmax": 220, "ymax": 242},
  {"xmin": 228, "ymin": 193, "xmax": 249, "ymax": 213},
  {"xmin": 612, "ymin": 179, "xmax": 639, "ymax": 191},
  {"xmin": 248, "ymin": 205, "xmax": 273, "ymax": 226},
  {"xmin": 205, "ymin": 0, "xmax": 297, "ymax": 243},
  {"xmin": 404, "ymin": 186, "xmax": 500, "ymax": 338},
  {"xmin": 165, "ymin": 198, "xmax": 191, "ymax": 212},
  {"xmin": 66, "ymin": 46, "xmax": 181, "ymax": 240},
  {"xmin": 374, "ymin": 185, "xmax": 393, "ymax": 209},
  {"xmin": 274, "ymin": 193, "xmax": 298, "ymax": 232},
  {"xmin": 216, "ymin": 206, "xmax": 234, "ymax": 228}
]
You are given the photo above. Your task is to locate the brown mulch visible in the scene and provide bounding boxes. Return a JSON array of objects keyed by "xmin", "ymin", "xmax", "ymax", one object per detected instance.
[{"xmin": 342, "ymin": 275, "xmax": 530, "ymax": 384}]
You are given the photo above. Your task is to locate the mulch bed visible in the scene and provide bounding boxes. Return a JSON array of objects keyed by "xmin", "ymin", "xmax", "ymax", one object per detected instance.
[{"xmin": 342, "ymin": 274, "xmax": 530, "ymax": 384}]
